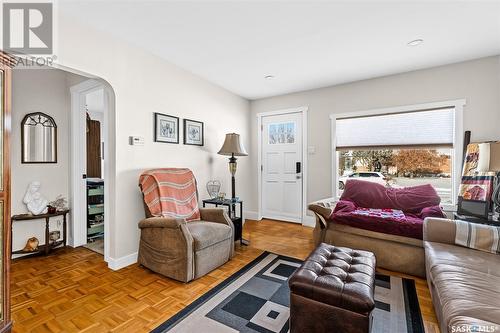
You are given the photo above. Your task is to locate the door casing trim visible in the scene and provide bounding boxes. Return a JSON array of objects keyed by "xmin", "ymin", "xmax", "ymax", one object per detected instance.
[
  {"xmin": 256, "ymin": 106, "xmax": 309, "ymax": 225},
  {"xmin": 70, "ymin": 79, "xmax": 113, "ymax": 264}
]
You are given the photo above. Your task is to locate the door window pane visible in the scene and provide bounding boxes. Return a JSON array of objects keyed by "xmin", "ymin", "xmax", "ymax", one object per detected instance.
[{"xmin": 268, "ymin": 122, "xmax": 295, "ymax": 144}]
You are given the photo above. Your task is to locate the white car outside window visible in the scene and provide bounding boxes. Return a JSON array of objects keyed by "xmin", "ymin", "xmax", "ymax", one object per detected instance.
[{"xmin": 338, "ymin": 172, "xmax": 387, "ymax": 189}]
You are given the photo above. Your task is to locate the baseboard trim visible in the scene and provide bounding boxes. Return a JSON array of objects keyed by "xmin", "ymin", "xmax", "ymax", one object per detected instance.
[
  {"xmin": 107, "ymin": 251, "xmax": 138, "ymax": 271},
  {"xmin": 302, "ymin": 215, "xmax": 316, "ymax": 228},
  {"xmin": 244, "ymin": 210, "xmax": 260, "ymax": 221}
]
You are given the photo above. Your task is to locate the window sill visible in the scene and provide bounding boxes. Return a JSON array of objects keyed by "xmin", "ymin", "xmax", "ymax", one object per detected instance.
[{"xmin": 441, "ymin": 204, "xmax": 457, "ymax": 213}]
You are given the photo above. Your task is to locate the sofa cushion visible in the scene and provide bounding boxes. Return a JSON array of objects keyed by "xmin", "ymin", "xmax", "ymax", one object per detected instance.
[
  {"xmin": 425, "ymin": 241, "xmax": 500, "ymax": 278},
  {"xmin": 425, "ymin": 241, "xmax": 500, "ymax": 328},
  {"xmin": 454, "ymin": 220, "xmax": 500, "ymax": 254},
  {"xmin": 419, "ymin": 205, "xmax": 446, "ymax": 220},
  {"xmin": 186, "ymin": 221, "xmax": 232, "ymax": 251},
  {"xmin": 332, "ymin": 200, "xmax": 426, "ymax": 239}
]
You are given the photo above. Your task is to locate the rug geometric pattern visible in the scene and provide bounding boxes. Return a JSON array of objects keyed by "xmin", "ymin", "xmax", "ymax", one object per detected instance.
[
  {"xmin": 153, "ymin": 252, "xmax": 424, "ymax": 333},
  {"xmin": 205, "ymin": 258, "xmax": 301, "ymax": 333}
]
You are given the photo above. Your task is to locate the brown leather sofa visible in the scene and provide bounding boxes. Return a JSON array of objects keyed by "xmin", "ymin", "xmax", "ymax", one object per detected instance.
[{"xmin": 424, "ymin": 217, "xmax": 500, "ymax": 333}]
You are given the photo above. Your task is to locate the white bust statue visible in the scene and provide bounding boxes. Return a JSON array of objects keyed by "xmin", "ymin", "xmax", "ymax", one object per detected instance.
[{"xmin": 23, "ymin": 181, "xmax": 48, "ymax": 215}]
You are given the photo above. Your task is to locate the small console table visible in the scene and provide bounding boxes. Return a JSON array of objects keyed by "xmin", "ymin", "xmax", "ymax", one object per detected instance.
[
  {"xmin": 202, "ymin": 198, "xmax": 248, "ymax": 245},
  {"xmin": 11, "ymin": 209, "xmax": 69, "ymax": 258}
]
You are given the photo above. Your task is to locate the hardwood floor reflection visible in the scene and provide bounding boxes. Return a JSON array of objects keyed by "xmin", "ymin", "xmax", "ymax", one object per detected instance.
[{"xmin": 10, "ymin": 219, "xmax": 439, "ymax": 332}]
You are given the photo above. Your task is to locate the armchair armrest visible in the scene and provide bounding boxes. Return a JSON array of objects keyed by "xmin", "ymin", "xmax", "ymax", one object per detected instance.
[
  {"xmin": 138, "ymin": 216, "xmax": 195, "ymax": 281},
  {"xmin": 308, "ymin": 198, "xmax": 337, "ymax": 229},
  {"xmin": 199, "ymin": 208, "xmax": 232, "ymax": 226},
  {"xmin": 138, "ymin": 217, "xmax": 186, "ymax": 229},
  {"xmin": 423, "ymin": 217, "xmax": 456, "ymax": 245}
]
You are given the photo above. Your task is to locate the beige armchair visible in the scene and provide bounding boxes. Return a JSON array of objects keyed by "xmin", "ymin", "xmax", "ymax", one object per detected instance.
[{"xmin": 138, "ymin": 169, "xmax": 234, "ymax": 283}]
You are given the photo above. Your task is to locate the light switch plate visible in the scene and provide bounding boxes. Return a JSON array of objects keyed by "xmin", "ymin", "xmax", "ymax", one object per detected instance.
[
  {"xmin": 308, "ymin": 146, "xmax": 316, "ymax": 154},
  {"xmin": 129, "ymin": 136, "xmax": 145, "ymax": 146}
]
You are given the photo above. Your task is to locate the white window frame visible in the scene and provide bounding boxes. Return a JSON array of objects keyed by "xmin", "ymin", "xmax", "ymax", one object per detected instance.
[{"xmin": 330, "ymin": 99, "xmax": 465, "ymax": 212}]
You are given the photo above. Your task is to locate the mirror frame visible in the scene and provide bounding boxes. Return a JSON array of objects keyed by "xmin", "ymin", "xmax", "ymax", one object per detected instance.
[{"xmin": 21, "ymin": 112, "xmax": 58, "ymax": 164}]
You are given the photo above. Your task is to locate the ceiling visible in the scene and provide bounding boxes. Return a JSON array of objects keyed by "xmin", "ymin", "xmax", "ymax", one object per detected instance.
[{"xmin": 60, "ymin": 1, "xmax": 500, "ymax": 100}]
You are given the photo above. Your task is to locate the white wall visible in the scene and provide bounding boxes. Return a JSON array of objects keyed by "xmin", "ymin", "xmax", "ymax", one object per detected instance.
[
  {"xmin": 11, "ymin": 68, "xmax": 87, "ymax": 255},
  {"xmin": 54, "ymin": 14, "xmax": 251, "ymax": 264},
  {"xmin": 250, "ymin": 56, "xmax": 500, "ymax": 211}
]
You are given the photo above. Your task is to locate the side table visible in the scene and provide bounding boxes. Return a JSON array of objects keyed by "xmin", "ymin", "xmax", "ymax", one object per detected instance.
[
  {"xmin": 202, "ymin": 198, "xmax": 248, "ymax": 245},
  {"xmin": 11, "ymin": 209, "xmax": 69, "ymax": 258}
]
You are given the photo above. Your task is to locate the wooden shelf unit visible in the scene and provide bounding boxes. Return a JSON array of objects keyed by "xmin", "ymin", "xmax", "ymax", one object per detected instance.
[{"xmin": 87, "ymin": 179, "xmax": 104, "ymax": 242}]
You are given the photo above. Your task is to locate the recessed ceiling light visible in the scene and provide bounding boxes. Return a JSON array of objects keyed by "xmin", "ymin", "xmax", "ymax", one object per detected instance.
[
  {"xmin": 264, "ymin": 75, "xmax": 275, "ymax": 80},
  {"xmin": 407, "ymin": 39, "xmax": 424, "ymax": 47}
]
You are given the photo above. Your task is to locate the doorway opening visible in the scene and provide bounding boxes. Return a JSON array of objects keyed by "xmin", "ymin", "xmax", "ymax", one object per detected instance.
[
  {"xmin": 70, "ymin": 79, "xmax": 114, "ymax": 263},
  {"xmin": 83, "ymin": 88, "xmax": 105, "ymax": 254}
]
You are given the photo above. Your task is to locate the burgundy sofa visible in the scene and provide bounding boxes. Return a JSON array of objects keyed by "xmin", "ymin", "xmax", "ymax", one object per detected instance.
[
  {"xmin": 333, "ymin": 180, "xmax": 446, "ymax": 239},
  {"xmin": 309, "ymin": 179, "xmax": 446, "ymax": 277}
]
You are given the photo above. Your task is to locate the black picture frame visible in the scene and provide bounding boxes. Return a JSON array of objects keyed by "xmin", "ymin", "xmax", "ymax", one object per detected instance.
[
  {"xmin": 154, "ymin": 112, "xmax": 179, "ymax": 144},
  {"xmin": 183, "ymin": 119, "xmax": 204, "ymax": 146}
]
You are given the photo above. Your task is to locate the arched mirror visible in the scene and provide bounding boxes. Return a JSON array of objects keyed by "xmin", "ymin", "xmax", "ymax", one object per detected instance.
[{"xmin": 21, "ymin": 112, "xmax": 57, "ymax": 163}]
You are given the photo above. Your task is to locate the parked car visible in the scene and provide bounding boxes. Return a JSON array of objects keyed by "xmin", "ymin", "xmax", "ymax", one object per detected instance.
[{"xmin": 339, "ymin": 172, "xmax": 388, "ymax": 190}]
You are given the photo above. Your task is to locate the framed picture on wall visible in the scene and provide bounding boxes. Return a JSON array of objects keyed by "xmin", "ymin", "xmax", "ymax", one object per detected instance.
[
  {"xmin": 154, "ymin": 112, "xmax": 179, "ymax": 144},
  {"xmin": 183, "ymin": 119, "xmax": 204, "ymax": 146}
]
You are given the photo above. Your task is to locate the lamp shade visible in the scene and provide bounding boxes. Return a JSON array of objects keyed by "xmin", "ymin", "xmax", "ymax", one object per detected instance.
[{"xmin": 218, "ymin": 133, "xmax": 248, "ymax": 156}]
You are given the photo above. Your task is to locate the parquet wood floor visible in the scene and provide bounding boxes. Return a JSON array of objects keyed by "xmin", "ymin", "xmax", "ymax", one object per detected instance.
[{"xmin": 11, "ymin": 219, "xmax": 440, "ymax": 333}]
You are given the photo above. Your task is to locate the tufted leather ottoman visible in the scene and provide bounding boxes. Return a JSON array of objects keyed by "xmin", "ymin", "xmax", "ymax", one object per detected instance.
[{"xmin": 288, "ymin": 243, "xmax": 376, "ymax": 333}]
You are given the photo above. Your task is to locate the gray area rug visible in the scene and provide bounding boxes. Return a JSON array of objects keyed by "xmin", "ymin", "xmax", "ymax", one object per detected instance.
[{"xmin": 152, "ymin": 252, "xmax": 424, "ymax": 333}]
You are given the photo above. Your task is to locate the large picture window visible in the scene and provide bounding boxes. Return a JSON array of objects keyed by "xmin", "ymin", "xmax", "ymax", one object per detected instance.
[
  {"xmin": 331, "ymin": 102, "xmax": 464, "ymax": 208},
  {"xmin": 338, "ymin": 148, "xmax": 453, "ymax": 204}
]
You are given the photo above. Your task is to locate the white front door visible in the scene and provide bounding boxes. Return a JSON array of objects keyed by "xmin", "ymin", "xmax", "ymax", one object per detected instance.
[{"xmin": 261, "ymin": 112, "xmax": 303, "ymax": 223}]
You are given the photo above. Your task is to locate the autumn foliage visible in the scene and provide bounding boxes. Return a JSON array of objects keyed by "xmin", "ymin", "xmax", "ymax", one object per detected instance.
[
  {"xmin": 393, "ymin": 149, "xmax": 448, "ymax": 176},
  {"xmin": 340, "ymin": 149, "xmax": 451, "ymax": 176}
]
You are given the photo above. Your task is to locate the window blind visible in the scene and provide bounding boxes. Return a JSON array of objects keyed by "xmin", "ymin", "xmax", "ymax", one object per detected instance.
[{"xmin": 335, "ymin": 108, "xmax": 455, "ymax": 149}]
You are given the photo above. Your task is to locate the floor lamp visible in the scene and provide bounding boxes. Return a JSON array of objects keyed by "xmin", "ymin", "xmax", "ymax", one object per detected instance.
[{"xmin": 218, "ymin": 133, "xmax": 248, "ymax": 201}]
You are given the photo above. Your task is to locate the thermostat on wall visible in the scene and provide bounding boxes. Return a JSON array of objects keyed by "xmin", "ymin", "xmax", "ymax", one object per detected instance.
[{"xmin": 129, "ymin": 136, "xmax": 145, "ymax": 146}]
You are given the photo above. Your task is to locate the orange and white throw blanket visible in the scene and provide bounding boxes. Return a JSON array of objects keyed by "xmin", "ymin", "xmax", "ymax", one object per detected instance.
[{"xmin": 139, "ymin": 168, "xmax": 201, "ymax": 221}]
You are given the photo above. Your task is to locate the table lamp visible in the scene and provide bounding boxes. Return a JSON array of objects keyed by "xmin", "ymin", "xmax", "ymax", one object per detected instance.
[{"xmin": 218, "ymin": 133, "xmax": 248, "ymax": 200}]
